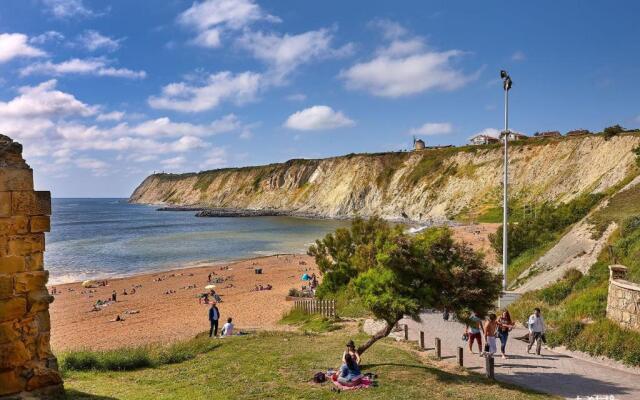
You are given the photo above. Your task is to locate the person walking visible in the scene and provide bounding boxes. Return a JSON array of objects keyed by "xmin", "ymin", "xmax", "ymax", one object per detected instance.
[
  {"xmin": 497, "ymin": 310, "xmax": 514, "ymax": 358},
  {"xmin": 208, "ymin": 302, "xmax": 220, "ymax": 337},
  {"xmin": 465, "ymin": 311, "xmax": 484, "ymax": 355},
  {"xmin": 527, "ymin": 308, "xmax": 546, "ymax": 355},
  {"xmin": 484, "ymin": 313, "xmax": 498, "ymax": 358}
]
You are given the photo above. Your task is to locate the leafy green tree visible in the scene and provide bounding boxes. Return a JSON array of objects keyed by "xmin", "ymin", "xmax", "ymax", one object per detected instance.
[{"xmin": 310, "ymin": 219, "xmax": 501, "ymax": 355}]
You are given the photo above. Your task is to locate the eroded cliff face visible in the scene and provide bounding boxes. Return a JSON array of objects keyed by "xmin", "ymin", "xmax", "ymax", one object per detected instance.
[{"xmin": 129, "ymin": 134, "xmax": 640, "ymax": 222}]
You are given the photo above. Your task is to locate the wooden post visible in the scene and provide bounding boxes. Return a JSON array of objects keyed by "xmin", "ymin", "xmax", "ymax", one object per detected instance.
[
  {"xmin": 419, "ymin": 331, "xmax": 425, "ymax": 350},
  {"xmin": 404, "ymin": 324, "xmax": 409, "ymax": 340},
  {"xmin": 435, "ymin": 337, "xmax": 441, "ymax": 359},
  {"xmin": 485, "ymin": 356, "xmax": 494, "ymax": 379},
  {"xmin": 457, "ymin": 346, "xmax": 464, "ymax": 367}
]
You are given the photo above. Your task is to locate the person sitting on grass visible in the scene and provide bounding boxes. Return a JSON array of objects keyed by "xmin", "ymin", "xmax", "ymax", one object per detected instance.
[
  {"xmin": 337, "ymin": 353, "xmax": 362, "ymax": 386},
  {"xmin": 221, "ymin": 317, "xmax": 234, "ymax": 337},
  {"xmin": 342, "ymin": 340, "xmax": 361, "ymax": 366}
]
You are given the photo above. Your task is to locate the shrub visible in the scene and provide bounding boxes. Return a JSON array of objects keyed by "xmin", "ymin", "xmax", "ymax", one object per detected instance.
[
  {"xmin": 621, "ymin": 215, "xmax": 640, "ymax": 237},
  {"xmin": 563, "ymin": 284, "xmax": 608, "ymax": 320},
  {"xmin": 603, "ymin": 124, "xmax": 624, "ymax": 139},
  {"xmin": 547, "ymin": 319, "xmax": 584, "ymax": 348}
]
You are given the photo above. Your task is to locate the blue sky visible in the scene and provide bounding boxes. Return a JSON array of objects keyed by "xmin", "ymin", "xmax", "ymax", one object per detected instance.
[{"xmin": 1, "ymin": 0, "xmax": 639, "ymax": 197}]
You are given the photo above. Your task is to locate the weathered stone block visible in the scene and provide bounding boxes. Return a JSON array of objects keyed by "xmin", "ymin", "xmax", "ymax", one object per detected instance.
[
  {"xmin": 0, "ymin": 216, "xmax": 29, "ymax": 234},
  {"xmin": 0, "ymin": 321, "xmax": 19, "ymax": 345},
  {"xmin": 0, "ymin": 341, "xmax": 31, "ymax": 369},
  {"xmin": 0, "ymin": 167, "xmax": 33, "ymax": 191},
  {"xmin": 0, "ymin": 273, "xmax": 13, "ymax": 299},
  {"xmin": 37, "ymin": 332, "xmax": 53, "ymax": 359},
  {"xmin": 8, "ymin": 234, "xmax": 45, "ymax": 257},
  {"xmin": 10, "ymin": 191, "xmax": 51, "ymax": 216},
  {"xmin": 14, "ymin": 271, "xmax": 48, "ymax": 294},
  {"xmin": 0, "ymin": 191, "xmax": 10, "ymax": 217},
  {"xmin": 0, "ymin": 369, "xmax": 24, "ymax": 396},
  {"xmin": 0, "ymin": 255, "xmax": 26, "ymax": 273},
  {"xmin": 27, "ymin": 289, "xmax": 53, "ymax": 313},
  {"xmin": 24, "ymin": 252, "xmax": 43, "ymax": 271},
  {"xmin": 0, "ymin": 297, "xmax": 26, "ymax": 322},
  {"xmin": 29, "ymin": 215, "xmax": 50, "ymax": 233},
  {"xmin": 25, "ymin": 364, "xmax": 62, "ymax": 391},
  {"xmin": 0, "ymin": 235, "xmax": 7, "ymax": 257},
  {"xmin": 35, "ymin": 311, "xmax": 50, "ymax": 331}
]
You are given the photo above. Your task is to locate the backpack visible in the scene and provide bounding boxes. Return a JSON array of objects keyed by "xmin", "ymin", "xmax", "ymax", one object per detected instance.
[{"xmin": 313, "ymin": 372, "xmax": 326, "ymax": 383}]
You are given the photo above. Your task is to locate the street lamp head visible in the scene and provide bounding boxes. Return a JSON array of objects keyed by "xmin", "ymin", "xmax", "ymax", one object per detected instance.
[{"xmin": 500, "ymin": 70, "xmax": 512, "ymax": 91}]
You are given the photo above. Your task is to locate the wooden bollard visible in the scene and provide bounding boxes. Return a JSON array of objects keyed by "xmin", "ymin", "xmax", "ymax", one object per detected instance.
[
  {"xmin": 435, "ymin": 337, "xmax": 441, "ymax": 359},
  {"xmin": 404, "ymin": 324, "xmax": 409, "ymax": 340},
  {"xmin": 419, "ymin": 331, "xmax": 425, "ymax": 350},
  {"xmin": 457, "ymin": 346, "xmax": 464, "ymax": 367},
  {"xmin": 485, "ymin": 356, "xmax": 495, "ymax": 379}
]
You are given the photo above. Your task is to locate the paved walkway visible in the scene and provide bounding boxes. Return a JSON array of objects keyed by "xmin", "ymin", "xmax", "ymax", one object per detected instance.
[{"xmin": 400, "ymin": 312, "xmax": 640, "ymax": 400}]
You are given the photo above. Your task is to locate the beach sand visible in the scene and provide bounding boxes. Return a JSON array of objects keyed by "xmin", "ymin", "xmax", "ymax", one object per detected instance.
[
  {"xmin": 49, "ymin": 254, "xmax": 317, "ymax": 351},
  {"xmin": 47, "ymin": 223, "xmax": 497, "ymax": 352}
]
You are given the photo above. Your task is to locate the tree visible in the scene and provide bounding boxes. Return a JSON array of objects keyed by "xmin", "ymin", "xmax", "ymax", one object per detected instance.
[
  {"xmin": 310, "ymin": 219, "xmax": 502, "ymax": 355},
  {"xmin": 603, "ymin": 124, "xmax": 624, "ymax": 140}
]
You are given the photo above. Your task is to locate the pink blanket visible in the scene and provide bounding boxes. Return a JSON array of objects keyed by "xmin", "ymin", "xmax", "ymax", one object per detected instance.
[{"xmin": 330, "ymin": 373, "xmax": 373, "ymax": 390}]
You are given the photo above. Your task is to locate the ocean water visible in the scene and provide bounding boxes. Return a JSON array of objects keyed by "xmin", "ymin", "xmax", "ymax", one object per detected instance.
[{"xmin": 46, "ymin": 198, "xmax": 349, "ymax": 284}]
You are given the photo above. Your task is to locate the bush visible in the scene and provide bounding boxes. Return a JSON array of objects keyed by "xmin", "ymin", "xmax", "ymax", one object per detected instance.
[
  {"xmin": 621, "ymin": 215, "xmax": 640, "ymax": 237},
  {"xmin": 563, "ymin": 284, "xmax": 608, "ymax": 320},
  {"xmin": 546, "ymin": 319, "xmax": 584, "ymax": 348},
  {"xmin": 603, "ymin": 124, "xmax": 624, "ymax": 139}
]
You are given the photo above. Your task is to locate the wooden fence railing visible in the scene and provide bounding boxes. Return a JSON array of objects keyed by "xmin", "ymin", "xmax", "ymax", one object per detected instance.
[{"xmin": 293, "ymin": 299, "xmax": 336, "ymax": 318}]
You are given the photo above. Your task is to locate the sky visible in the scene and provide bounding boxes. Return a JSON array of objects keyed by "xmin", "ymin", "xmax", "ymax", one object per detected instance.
[{"xmin": 1, "ymin": 0, "xmax": 640, "ymax": 197}]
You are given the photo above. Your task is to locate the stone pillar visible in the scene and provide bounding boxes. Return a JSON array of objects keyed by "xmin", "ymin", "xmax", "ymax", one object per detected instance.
[
  {"xmin": 0, "ymin": 135, "xmax": 62, "ymax": 398},
  {"xmin": 609, "ymin": 264, "xmax": 628, "ymax": 281}
]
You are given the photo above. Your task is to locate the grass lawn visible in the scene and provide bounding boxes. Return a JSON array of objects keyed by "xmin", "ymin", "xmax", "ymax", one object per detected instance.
[{"xmin": 62, "ymin": 330, "xmax": 553, "ymax": 400}]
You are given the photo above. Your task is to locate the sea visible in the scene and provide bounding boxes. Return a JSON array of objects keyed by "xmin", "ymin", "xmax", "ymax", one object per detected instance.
[{"xmin": 46, "ymin": 198, "xmax": 349, "ymax": 285}]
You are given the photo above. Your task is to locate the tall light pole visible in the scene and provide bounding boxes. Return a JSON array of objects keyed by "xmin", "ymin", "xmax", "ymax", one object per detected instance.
[{"xmin": 500, "ymin": 70, "xmax": 512, "ymax": 291}]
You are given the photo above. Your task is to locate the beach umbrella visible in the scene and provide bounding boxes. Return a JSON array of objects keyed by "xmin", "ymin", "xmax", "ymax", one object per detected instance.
[
  {"xmin": 205, "ymin": 284, "xmax": 216, "ymax": 290},
  {"xmin": 82, "ymin": 280, "xmax": 95, "ymax": 288},
  {"xmin": 301, "ymin": 273, "xmax": 310, "ymax": 281}
]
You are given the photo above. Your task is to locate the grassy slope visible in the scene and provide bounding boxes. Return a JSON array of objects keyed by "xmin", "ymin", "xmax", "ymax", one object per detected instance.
[
  {"xmin": 507, "ymin": 182, "xmax": 640, "ymax": 366},
  {"xmin": 63, "ymin": 330, "xmax": 553, "ymax": 400}
]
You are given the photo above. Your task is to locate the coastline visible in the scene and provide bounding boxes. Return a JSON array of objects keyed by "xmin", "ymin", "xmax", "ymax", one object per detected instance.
[{"xmin": 48, "ymin": 253, "xmax": 317, "ymax": 352}]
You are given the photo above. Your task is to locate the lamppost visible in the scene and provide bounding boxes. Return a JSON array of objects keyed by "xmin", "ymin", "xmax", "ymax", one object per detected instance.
[{"xmin": 500, "ymin": 70, "xmax": 512, "ymax": 291}]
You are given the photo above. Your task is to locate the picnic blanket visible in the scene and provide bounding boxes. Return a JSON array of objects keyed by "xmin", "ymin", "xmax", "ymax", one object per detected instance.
[{"xmin": 330, "ymin": 373, "xmax": 373, "ymax": 390}]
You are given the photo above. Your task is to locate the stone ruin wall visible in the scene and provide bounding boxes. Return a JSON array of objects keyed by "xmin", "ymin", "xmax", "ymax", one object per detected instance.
[
  {"xmin": 0, "ymin": 135, "xmax": 63, "ymax": 398},
  {"xmin": 606, "ymin": 265, "xmax": 640, "ymax": 332}
]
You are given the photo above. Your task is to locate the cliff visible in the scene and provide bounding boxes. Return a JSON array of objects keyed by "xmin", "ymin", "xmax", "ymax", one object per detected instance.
[{"xmin": 129, "ymin": 134, "xmax": 640, "ymax": 222}]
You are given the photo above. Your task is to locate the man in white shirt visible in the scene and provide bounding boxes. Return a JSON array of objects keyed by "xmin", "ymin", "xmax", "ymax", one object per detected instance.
[
  {"xmin": 221, "ymin": 317, "xmax": 234, "ymax": 337},
  {"xmin": 527, "ymin": 308, "xmax": 546, "ymax": 355}
]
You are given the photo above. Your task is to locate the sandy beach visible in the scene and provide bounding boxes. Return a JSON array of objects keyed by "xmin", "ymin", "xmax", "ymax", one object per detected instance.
[
  {"xmin": 47, "ymin": 223, "xmax": 498, "ymax": 352},
  {"xmin": 49, "ymin": 254, "xmax": 317, "ymax": 351}
]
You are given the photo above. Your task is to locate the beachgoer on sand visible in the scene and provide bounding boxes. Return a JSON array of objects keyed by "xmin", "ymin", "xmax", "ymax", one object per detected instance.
[{"xmin": 111, "ymin": 291, "xmax": 117, "ymax": 302}]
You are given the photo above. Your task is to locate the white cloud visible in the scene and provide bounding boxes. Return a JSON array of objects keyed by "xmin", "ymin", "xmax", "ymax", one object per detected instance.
[
  {"xmin": 341, "ymin": 22, "xmax": 477, "ymax": 97},
  {"xmin": 200, "ymin": 147, "xmax": 228, "ymax": 169},
  {"xmin": 368, "ymin": 19, "xmax": 407, "ymax": 40},
  {"xmin": 161, "ymin": 156, "xmax": 187, "ymax": 169},
  {"xmin": 179, "ymin": 0, "xmax": 280, "ymax": 47},
  {"xmin": 511, "ymin": 51, "xmax": 526, "ymax": 61},
  {"xmin": 0, "ymin": 33, "xmax": 46, "ymax": 63},
  {"xmin": 284, "ymin": 105, "xmax": 355, "ymax": 131},
  {"xmin": 96, "ymin": 111, "xmax": 125, "ymax": 122},
  {"xmin": 30, "ymin": 31, "xmax": 65, "ymax": 45},
  {"xmin": 42, "ymin": 0, "xmax": 94, "ymax": 18},
  {"xmin": 409, "ymin": 122, "xmax": 453, "ymax": 136},
  {"xmin": 20, "ymin": 58, "xmax": 146, "ymax": 79},
  {"xmin": 237, "ymin": 28, "xmax": 348, "ymax": 83},
  {"xmin": 77, "ymin": 30, "xmax": 122, "ymax": 52},
  {"xmin": 76, "ymin": 157, "xmax": 108, "ymax": 170},
  {"xmin": 0, "ymin": 80, "xmax": 97, "ymax": 119},
  {"xmin": 148, "ymin": 71, "xmax": 261, "ymax": 112}
]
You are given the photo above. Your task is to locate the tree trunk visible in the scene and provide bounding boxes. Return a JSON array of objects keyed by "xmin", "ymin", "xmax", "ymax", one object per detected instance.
[{"xmin": 357, "ymin": 319, "xmax": 399, "ymax": 355}]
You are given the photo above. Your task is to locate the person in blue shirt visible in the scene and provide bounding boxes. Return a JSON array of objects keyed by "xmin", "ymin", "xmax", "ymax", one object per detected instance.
[
  {"xmin": 337, "ymin": 353, "xmax": 362, "ymax": 386},
  {"xmin": 208, "ymin": 302, "xmax": 220, "ymax": 337}
]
